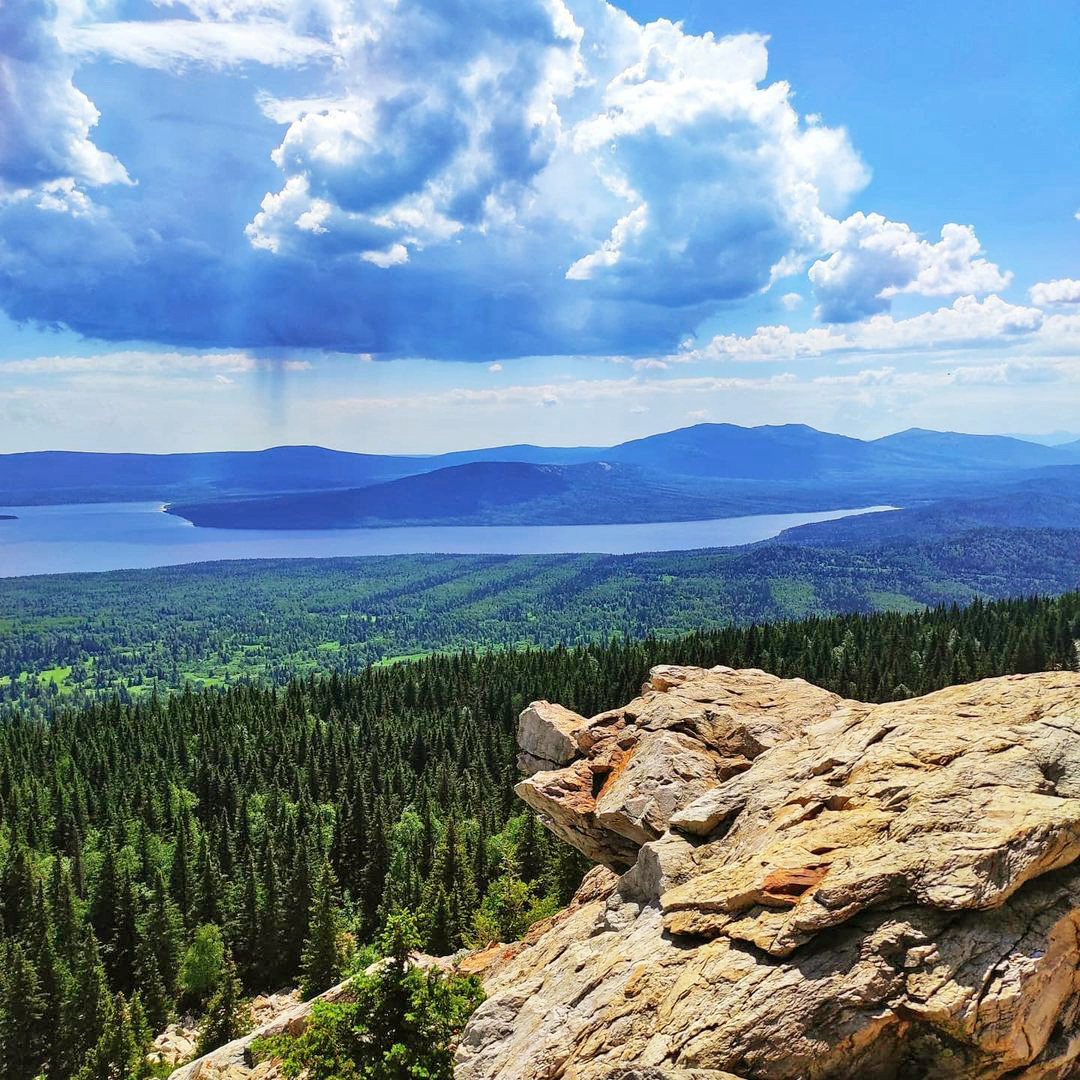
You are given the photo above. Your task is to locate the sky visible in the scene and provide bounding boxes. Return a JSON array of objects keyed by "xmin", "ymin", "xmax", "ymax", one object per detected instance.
[{"xmin": 0, "ymin": 0, "xmax": 1078, "ymax": 453}]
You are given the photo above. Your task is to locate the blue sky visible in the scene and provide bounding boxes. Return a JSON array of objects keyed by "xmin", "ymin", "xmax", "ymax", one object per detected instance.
[{"xmin": 0, "ymin": 0, "xmax": 1077, "ymax": 452}]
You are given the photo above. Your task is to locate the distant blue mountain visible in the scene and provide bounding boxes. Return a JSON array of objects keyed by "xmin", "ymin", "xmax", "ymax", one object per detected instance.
[
  {"xmin": 166, "ymin": 460, "xmax": 833, "ymax": 529},
  {"xmin": 1006, "ymin": 431, "xmax": 1080, "ymax": 447},
  {"xmin": 170, "ymin": 461, "xmax": 584, "ymax": 528},
  {"xmin": 6, "ymin": 423, "xmax": 1080, "ymax": 524},
  {"xmin": 871, "ymin": 428, "xmax": 1080, "ymax": 470},
  {"xmin": 0, "ymin": 445, "xmax": 434, "ymax": 505}
]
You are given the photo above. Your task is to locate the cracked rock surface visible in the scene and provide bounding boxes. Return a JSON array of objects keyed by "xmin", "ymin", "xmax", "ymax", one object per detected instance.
[{"xmin": 457, "ymin": 666, "xmax": 1080, "ymax": 1080}]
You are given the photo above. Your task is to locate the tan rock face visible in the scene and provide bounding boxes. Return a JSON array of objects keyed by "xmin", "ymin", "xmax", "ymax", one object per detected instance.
[
  {"xmin": 458, "ymin": 666, "xmax": 1080, "ymax": 1080},
  {"xmin": 515, "ymin": 666, "xmax": 845, "ymax": 870},
  {"xmin": 168, "ymin": 982, "xmax": 355, "ymax": 1080}
]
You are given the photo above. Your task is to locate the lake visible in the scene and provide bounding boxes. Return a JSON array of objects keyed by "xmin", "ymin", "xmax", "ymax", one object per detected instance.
[{"xmin": 0, "ymin": 501, "xmax": 896, "ymax": 577}]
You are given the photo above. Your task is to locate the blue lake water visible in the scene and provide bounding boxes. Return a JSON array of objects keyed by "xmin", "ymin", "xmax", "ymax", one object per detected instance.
[{"xmin": 0, "ymin": 502, "xmax": 896, "ymax": 578}]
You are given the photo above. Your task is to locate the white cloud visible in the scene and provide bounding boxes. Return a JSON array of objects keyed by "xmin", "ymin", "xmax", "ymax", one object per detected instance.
[
  {"xmin": 688, "ymin": 294, "xmax": 1050, "ymax": 362},
  {"xmin": 0, "ymin": 0, "xmax": 130, "ymax": 195},
  {"xmin": 58, "ymin": 19, "xmax": 332, "ymax": 70},
  {"xmin": 0, "ymin": 0, "xmax": 1037, "ymax": 365},
  {"xmin": 1029, "ymin": 279, "xmax": 1080, "ymax": 306},
  {"xmin": 0, "ymin": 350, "xmax": 278, "ymax": 375},
  {"xmin": 247, "ymin": 0, "xmax": 584, "ymax": 262},
  {"xmin": 247, "ymin": 1, "xmax": 870, "ymax": 308},
  {"xmin": 809, "ymin": 214, "xmax": 1010, "ymax": 322},
  {"xmin": 559, "ymin": 19, "xmax": 868, "ymax": 303},
  {"xmin": 813, "ymin": 360, "xmax": 1077, "ymax": 390},
  {"xmin": 329, "ymin": 372, "xmax": 798, "ymax": 412}
]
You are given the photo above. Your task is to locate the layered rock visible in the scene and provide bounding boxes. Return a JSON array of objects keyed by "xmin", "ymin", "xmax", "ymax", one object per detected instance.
[
  {"xmin": 516, "ymin": 666, "xmax": 846, "ymax": 869},
  {"xmin": 458, "ymin": 666, "xmax": 1080, "ymax": 1080}
]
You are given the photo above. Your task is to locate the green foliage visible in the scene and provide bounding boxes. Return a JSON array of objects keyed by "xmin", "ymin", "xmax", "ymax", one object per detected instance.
[
  {"xmin": 0, "ymin": 941, "xmax": 46, "ymax": 1080},
  {"xmin": 263, "ymin": 914, "xmax": 483, "ymax": 1080},
  {"xmin": 74, "ymin": 993, "xmax": 139, "ymax": 1080},
  {"xmin": 181, "ymin": 925, "xmax": 224, "ymax": 1007},
  {"xmin": 196, "ymin": 949, "xmax": 248, "ymax": 1056},
  {"xmin": 472, "ymin": 850, "xmax": 557, "ymax": 947},
  {"xmin": 300, "ymin": 861, "xmax": 347, "ymax": 1000}
]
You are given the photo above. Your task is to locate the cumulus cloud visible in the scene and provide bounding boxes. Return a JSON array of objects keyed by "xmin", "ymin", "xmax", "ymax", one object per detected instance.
[
  {"xmin": 1030, "ymin": 279, "xmax": 1080, "ymax": 306},
  {"xmin": 558, "ymin": 21, "xmax": 868, "ymax": 304},
  {"xmin": 809, "ymin": 214, "xmax": 1010, "ymax": 323},
  {"xmin": 688, "ymin": 294, "xmax": 1049, "ymax": 363},
  {"xmin": 0, "ymin": 0, "xmax": 887, "ymax": 356},
  {"xmin": 0, "ymin": 0, "xmax": 130, "ymax": 194},
  {"xmin": 0, "ymin": 0, "xmax": 1041, "ymax": 368},
  {"xmin": 246, "ymin": 0, "xmax": 584, "ymax": 262}
]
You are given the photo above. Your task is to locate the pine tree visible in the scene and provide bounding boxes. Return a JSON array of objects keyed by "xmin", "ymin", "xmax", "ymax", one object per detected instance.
[
  {"xmin": 51, "ymin": 860, "xmax": 82, "ymax": 964},
  {"xmin": 196, "ymin": 948, "xmax": 248, "ymax": 1055},
  {"xmin": 52, "ymin": 931, "xmax": 113, "ymax": 1080},
  {"xmin": 517, "ymin": 811, "xmax": 545, "ymax": 883},
  {"xmin": 421, "ymin": 815, "xmax": 477, "ymax": 952},
  {"xmin": 170, "ymin": 817, "xmax": 193, "ymax": 928},
  {"xmin": 193, "ymin": 832, "xmax": 222, "ymax": 926},
  {"xmin": 129, "ymin": 993, "xmax": 153, "ymax": 1068},
  {"xmin": 135, "ymin": 940, "xmax": 171, "ymax": 1032},
  {"xmin": 0, "ymin": 941, "xmax": 46, "ymax": 1080},
  {"xmin": 236, "ymin": 853, "xmax": 261, "ymax": 985},
  {"xmin": 90, "ymin": 838, "xmax": 119, "ymax": 955},
  {"xmin": 111, "ymin": 868, "xmax": 140, "ymax": 994},
  {"xmin": 145, "ymin": 869, "xmax": 182, "ymax": 998},
  {"xmin": 258, "ymin": 839, "xmax": 286, "ymax": 990},
  {"xmin": 299, "ymin": 859, "xmax": 345, "ymax": 999},
  {"xmin": 75, "ymin": 992, "xmax": 138, "ymax": 1080},
  {"xmin": 284, "ymin": 835, "xmax": 314, "ymax": 977}
]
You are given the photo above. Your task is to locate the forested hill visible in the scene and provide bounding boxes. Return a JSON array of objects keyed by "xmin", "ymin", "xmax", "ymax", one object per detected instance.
[
  {"xmin": 0, "ymin": 593, "xmax": 1078, "ymax": 1079},
  {"xmin": 5, "ymin": 527, "xmax": 1080, "ymax": 719}
]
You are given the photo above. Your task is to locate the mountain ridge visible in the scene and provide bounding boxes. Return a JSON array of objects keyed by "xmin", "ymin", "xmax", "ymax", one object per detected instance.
[{"xmin": 6, "ymin": 422, "xmax": 1080, "ymax": 508}]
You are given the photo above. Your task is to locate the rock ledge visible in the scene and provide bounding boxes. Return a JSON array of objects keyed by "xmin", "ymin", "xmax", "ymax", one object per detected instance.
[{"xmin": 458, "ymin": 665, "xmax": 1080, "ymax": 1080}]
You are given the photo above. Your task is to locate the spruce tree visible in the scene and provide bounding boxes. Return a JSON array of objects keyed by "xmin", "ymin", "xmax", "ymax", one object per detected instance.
[
  {"xmin": 196, "ymin": 949, "xmax": 247, "ymax": 1055},
  {"xmin": 53, "ymin": 931, "xmax": 113, "ymax": 1080},
  {"xmin": 0, "ymin": 941, "xmax": 46, "ymax": 1080},
  {"xmin": 145, "ymin": 869, "xmax": 182, "ymax": 998},
  {"xmin": 299, "ymin": 859, "xmax": 345, "ymax": 999},
  {"xmin": 75, "ymin": 992, "xmax": 138, "ymax": 1080}
]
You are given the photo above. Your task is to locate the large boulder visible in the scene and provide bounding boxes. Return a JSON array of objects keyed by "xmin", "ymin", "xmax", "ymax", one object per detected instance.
[
  {"xmin": 515, "ymin": 666, "xmax": 845, "ymax": 870},
  {"xmin": 457, "ymin": 667, "xmax": 1080, "ymax": 1080}
]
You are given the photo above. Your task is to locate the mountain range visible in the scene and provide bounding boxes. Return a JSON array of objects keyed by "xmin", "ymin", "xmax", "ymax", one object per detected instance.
[{"xmin": 4, "ymin": 423, "xmax": 1080, "ymax": 530}]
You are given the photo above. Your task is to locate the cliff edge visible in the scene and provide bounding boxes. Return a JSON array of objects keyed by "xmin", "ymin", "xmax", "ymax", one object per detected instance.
[{"xmin": 457, "ymin": 665, "xmax": 1080, "ymax": 1080}]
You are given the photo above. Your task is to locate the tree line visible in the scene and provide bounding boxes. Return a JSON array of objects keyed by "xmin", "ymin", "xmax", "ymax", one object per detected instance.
[{"xmin": 5, "ymin": 527, "xmax": 1080, "ymax": 718}]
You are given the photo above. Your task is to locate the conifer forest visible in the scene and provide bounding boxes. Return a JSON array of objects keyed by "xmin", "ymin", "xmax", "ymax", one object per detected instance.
[{"xmin": 1, "ymin": 591, "xmax": 1078, "ymax": 1077}]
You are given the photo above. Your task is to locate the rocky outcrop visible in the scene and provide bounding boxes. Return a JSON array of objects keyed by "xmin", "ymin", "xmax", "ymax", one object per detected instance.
[
  {"xmin": 168, "ymin": 983, "xmax": 354, "ymax": 1080},
  {"xmin": 516, "ymin": 666, "xmax": 846, "ymax": 869},
  {"xmin": 458, "ymin": 666, "xmax": 1080, "ymax": 1080}
]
